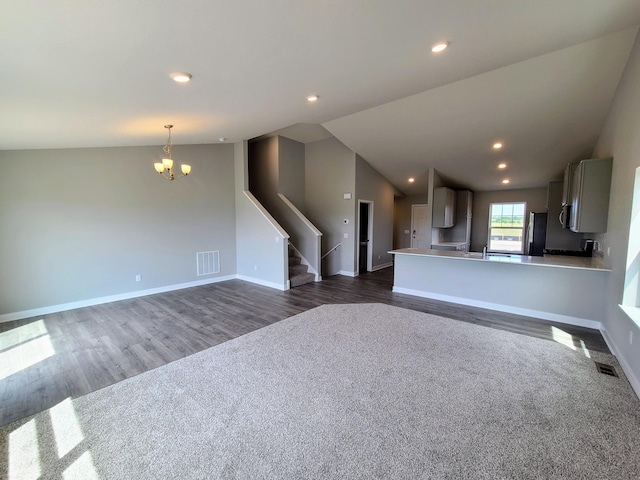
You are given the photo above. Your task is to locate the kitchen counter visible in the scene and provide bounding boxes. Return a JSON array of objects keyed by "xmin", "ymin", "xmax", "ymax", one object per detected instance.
[
  {"xmin": 430, "ymin": 242, "xmax": 468, "ymax": 251},
  {"xmin": 389, "ymin": 248, "xmax": 610, "ymax": 329},
  {"xmin": 390, "ymin": 248, "xmax": 610, "ymax": 271}
]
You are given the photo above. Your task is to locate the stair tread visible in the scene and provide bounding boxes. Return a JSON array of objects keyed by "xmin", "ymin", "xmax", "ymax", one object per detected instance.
[
  {"xmin": 290, "ymin": 272, "xmax": 315, "ymax": 287},
  {"xmin": 288, "ymin": 256, "xmax": 301, "ymax": 266},
  {"xmin": 289, "ymin": 263, "xmax": 308, "ymax": 275}
]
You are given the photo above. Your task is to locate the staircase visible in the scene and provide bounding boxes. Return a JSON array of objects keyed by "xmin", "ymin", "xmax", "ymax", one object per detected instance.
[{"xmin": 288, "ymin": 244, "xmax": 315, "ymax": 287}]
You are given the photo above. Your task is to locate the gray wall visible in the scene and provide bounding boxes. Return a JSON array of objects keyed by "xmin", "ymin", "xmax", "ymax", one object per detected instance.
[
  {"xmin": 305, "ymin": 137, "xmax": 356, "ymax": 276},
  {"xmin": 470, "ymin": 187, "xmax": 548, "ymax": 252},
  {"xmin": 234, "ymin": 141, "xmax": 288, "ymax": 288},
  {"xmin": 0, "ymin": 144, "xmax": 236, "ymax": 315},
  {"xmin": 248, "ymin": 136, "xmax": 279, "ymax": 210},
  {"xmin": 394, "ymin": 194, "xmax": 428, "ymax": 249},
  {"xmin": 279, "ymin": 136, "xmax": 306, "ymax": 210},
  {"xmin": 355, "ymin": 155, "xmax": 396, "ymax": 269},
  {"xmin": 591, "ymin": 29, "xmax": 640, "ymax": 391}
]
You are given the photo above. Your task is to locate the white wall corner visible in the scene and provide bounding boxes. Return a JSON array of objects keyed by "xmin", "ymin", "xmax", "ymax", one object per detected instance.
[{"xmin": 600, "ymin": 326, "xmax": 640, "ymax": 400}]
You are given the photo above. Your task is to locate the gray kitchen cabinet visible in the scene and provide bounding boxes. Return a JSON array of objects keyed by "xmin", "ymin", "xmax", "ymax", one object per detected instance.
[
  {"xmin": 433, "ymin": 187, "xmax": 456, "ymax": 228},
  {"xmin": 569, "ymin": 158, "xmax": 613, "ymax": 233}
]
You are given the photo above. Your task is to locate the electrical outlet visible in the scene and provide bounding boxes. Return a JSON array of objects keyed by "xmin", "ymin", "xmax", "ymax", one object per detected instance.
[
  {"xmin": 378, "ymin": 254, "xmax": 381, "ymax": 260},
  {"xmin": 344, "ymin": 233, "xmax": 348, "ymax": 238},
  {"xmin": 607, "ymin": 247, "xmax": 611, "ymax": 256},
  {"xmin": 135, "ymin": 275, "xmax": 141, "ymax": 282},
  {"xmin": 630, "ymin": 330, "xmax": 634, "ymax": 345},
  {"xmin": 254, "ymin": 265, "xmax": 258, "ymax": 271},
  {"xmin": 275, "ymin": 236, "xmax": 280, "ymax": 243}
]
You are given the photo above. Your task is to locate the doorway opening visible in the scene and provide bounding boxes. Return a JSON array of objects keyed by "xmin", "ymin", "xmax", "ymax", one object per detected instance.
[{"xmin": 358, "ymin": 200, "xmax": 373, "ymax": 274}]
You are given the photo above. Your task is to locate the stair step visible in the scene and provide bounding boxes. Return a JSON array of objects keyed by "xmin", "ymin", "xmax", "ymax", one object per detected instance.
[
  {"xmin": 289, "ymin": 263, "xmax": 308, "ymax": 275},
  {"xmin": 290, "ymin": 272, "xmax": 315, "ymax": 288},
  {"xmin": 288, "ymin": 256, "xmax": 301, "ymax": 266}
]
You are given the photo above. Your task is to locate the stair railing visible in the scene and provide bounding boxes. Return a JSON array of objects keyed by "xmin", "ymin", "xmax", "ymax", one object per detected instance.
[{"xmin": 321, "ymin": 243, "xmax": 341, "ymax": 260}]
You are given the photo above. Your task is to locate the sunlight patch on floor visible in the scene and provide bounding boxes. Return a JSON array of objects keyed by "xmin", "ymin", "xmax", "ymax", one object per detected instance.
[
  {"xmin": 8, "ymin": 397, "xmax": 99, "ymax": 479},
  {"xmin": 50, "ymin": 398, "xmax": 85, "ymax": 458},
  {"xmin": 0, "ymin": 334, "xmax": 55, "ymax": 381},
  {"xmin": 63, "ymin": 451, "xmax": 99, "ymax": 480},
  {"xmin": 0, "ymin": 319, "xmax": 48, "ymax": 351},
  {"xmin": 8, "ymin": 419, "xmax": 41, "ymax": 480},
  {"xmin": 551, "ymin": 326, "xmax": 576, "ymax": 351},
  {"xmin": 579, "ymin": 339, "xmax": 591, "ymax": 358}
]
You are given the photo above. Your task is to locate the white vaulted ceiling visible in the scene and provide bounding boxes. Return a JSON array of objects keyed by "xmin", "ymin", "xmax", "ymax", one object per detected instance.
[{"xmin": 2, "ymin": 1, "xmax": 640, "ymax": 193}]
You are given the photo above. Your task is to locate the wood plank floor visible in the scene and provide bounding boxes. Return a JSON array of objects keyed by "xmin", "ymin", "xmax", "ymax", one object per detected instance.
[{"xmin": 0, "ymin": 268, "xmax": 609, "ymax": 426}]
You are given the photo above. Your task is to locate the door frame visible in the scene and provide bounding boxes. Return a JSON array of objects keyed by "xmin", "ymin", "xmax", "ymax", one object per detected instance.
[
  {"xmin": 410, "ymin": 203, "xmax": 429, "ymax": 249},
  {"xmin": 357, "ymin": 200, "xmax": 374, "ymax": 275}
]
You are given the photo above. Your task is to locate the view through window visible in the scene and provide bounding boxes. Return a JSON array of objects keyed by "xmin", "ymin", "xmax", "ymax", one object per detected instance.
[{"xmin": 488, "ymin": 202, "xmax": 526, "ymax": 252}]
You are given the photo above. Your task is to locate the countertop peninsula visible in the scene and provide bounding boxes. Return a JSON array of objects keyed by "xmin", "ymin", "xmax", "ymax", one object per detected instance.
[{"xmin": 389, "ymin": 248, "xmax": 610, "ymax": 271}]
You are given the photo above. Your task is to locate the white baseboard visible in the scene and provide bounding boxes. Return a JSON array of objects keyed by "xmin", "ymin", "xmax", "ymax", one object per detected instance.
[
  {"xmin": 600, "ymin": 327, "xmax": 640, "ymax": 400},
  {"xmin": 372, "ymin": 262, "xmax": 393, "ymax": 272},
  {"xmin": 236, "ymin": 275, "xmax": 288, "ymax": 291},
  {"xmin": 392, "ymin": 286, "xmax": 602, "ymax": 330},
  {"xmin": 338, "ymin": 270, "xmax": 357, "ymax": 277},
  {"xmin": 0, "ymin": 275, "xmax": 238, "ymax": 323}
]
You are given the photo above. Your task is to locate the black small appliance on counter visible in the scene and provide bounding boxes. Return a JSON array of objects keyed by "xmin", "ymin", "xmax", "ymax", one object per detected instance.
[{"xmin": 544, "ymin": 239, "xmax": 594, "ymax": 257}]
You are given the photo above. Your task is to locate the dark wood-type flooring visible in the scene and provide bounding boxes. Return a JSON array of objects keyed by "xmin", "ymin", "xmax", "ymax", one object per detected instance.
[{"xmin": 0, "ymin": 268, "xmax": 609, "ymax": 426}]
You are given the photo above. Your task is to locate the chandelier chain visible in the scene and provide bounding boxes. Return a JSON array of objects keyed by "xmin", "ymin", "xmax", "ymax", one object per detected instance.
[{"xmin": 163, "ymin": 126, "xmax": 172, "ymax": 157}]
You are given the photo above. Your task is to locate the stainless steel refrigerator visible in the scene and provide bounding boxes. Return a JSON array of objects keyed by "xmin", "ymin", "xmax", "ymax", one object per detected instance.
[{"xmin": 527, "ymin": 212, "xmax": 547, "ymax": 256}]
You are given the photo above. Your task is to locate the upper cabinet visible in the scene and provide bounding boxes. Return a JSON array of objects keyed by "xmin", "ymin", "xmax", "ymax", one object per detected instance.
[
  {"xmin": 569, "ymin": 158, "xmax": 613, "ymax": 233},
  {"xmin": 433, "ymin": 187, "xmax": 456, "ymax": 228}
]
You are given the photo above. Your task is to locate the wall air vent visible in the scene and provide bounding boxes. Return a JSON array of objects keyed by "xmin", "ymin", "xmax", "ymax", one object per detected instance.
[{"xmin": 197, "ymin": 251, "xmax": 220, "ymax": 276}]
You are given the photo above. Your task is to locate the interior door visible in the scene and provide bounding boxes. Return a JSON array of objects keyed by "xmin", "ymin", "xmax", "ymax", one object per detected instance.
[
  {"xmin": 411, "ymin": 204, "xmax": 429, "ymax": 248},
  {"xmin": 359, "ymin": 202, "xmax": 370, "ymax": 273}
]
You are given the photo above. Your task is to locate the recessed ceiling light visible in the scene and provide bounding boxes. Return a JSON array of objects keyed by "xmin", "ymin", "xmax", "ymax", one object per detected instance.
[
  {"xmin": 170, "ymin": 72, "xmax": 192, "ymax": 83},
  {"xmin": 493, "ymin": 142, "xmax": 503, "ymax": 150},
  {"xmin": 306, "ymin": 95, "xmax": 319, "ymax": 102},
  {"xmin": 502, "ymin": 179, "xmax": 510, "ymax": 184},
  {"xmin": 498, "ymin": 163, "xmax": 507, "ymax": 169},
  {"xmin": 431, "ymin": 41, "xmax": 449, "ymax": 53},
  {"xmin": 408, "ymin": 177, "xmax": 415, "ymax": 183}
]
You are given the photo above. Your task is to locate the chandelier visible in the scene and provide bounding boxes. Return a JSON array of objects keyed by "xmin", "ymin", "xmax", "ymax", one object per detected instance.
[{"xmin": 153, "ymin": 125, "xmax": 192, "ymax": 181}]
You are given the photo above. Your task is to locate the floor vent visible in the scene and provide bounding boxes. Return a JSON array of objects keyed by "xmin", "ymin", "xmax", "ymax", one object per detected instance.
[
  {"xmin": 197, "ymin": 251, "xmax": 220, "ymax": 276},
  {"xmin": 595, "ymin": 362, "xmax": 618, "ymax": 377}
]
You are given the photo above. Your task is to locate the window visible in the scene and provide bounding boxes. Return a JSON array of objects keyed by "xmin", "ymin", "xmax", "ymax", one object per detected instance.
[{"xmin": 488, "ymin": 202, "xmax": 526, "ymax": 253}]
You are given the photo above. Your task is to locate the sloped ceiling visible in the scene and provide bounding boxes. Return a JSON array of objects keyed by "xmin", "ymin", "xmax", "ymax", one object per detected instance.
[
  {"xmin": 2, "ymin": 1, "xmax": 640, "ymax": 193},
  {"xmin": 323, "ymin": 28, "xmax": 638, "ymax": 193}
]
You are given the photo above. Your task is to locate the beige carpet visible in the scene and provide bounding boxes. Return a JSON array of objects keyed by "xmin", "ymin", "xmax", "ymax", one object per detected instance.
[{"xmin": 1, "ymin": 303, "xmax": 639, "ymax": 479}]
